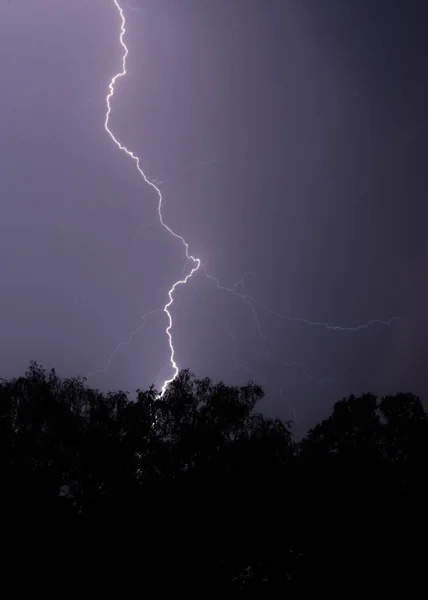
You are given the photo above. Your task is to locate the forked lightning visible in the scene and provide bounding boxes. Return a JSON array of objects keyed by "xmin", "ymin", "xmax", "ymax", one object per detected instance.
[
  {"xmin": 102, "ymin": 0, "xmax": 398, "ymax": 395},
  {"xmin": 105, "ymin": 0, "xmax": 201, "ymax": 395}
]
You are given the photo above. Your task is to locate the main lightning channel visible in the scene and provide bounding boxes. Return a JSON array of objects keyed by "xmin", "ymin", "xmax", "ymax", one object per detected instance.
[{"xmin": 106, "ymin": 0, "xmax": 201, "ymax": 396}]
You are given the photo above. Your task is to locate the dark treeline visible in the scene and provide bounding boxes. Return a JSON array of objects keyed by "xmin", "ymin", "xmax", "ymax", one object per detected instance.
[{"xmin": 1, "ymin": 361, "xmax": 427, "ymax": 591}]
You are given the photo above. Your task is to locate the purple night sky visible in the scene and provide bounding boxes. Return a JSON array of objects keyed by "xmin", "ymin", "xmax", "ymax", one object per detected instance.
[{"xmin": 1, "ymin": 0, "xmax": 427, "ymax": 433}]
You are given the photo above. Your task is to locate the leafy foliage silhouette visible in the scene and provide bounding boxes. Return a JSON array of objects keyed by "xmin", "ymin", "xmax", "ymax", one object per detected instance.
[{"xmin": 1, "ymin": 361, "xmax": 427, "ymax": 591}]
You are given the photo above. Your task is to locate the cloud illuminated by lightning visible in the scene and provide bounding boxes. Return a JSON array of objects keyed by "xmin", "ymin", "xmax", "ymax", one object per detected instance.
[{"xmin": 105, "ymin": 0, "xmax": 201, "ymax": 396}]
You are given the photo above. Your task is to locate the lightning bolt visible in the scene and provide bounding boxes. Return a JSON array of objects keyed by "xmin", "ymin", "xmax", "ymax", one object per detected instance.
[
  {"xmin": 102, "ymin": 0, "xmax": 399, "ymax": 399},
  {"xmin": 200, "ymin": 269, "xmax": 399, "ymax": 386},
  {"xmin": 203, "ymin": 268, "xmax": 399, "ymax": 334},
  {"xmin": 105, "ymin": 0, "xmax": 200, "ymax": 396}
]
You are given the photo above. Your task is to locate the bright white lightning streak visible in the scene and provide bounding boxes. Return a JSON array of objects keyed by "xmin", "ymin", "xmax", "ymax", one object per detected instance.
[
  {"xmin": 106, "ymin": 0, "xmax": 201, "ymax": 396},
  {"xmin": 103, "ymin": 0, "xmax": 398, "ymax": 395}
]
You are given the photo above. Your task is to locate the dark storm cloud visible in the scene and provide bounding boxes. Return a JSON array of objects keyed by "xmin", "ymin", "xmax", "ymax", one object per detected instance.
[{"xmin": 1, "ymin": 0, "xmax": 427, "ymax": 432}]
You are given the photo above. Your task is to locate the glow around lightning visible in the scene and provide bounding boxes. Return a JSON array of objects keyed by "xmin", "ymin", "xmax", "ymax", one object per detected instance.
[{"xmin": 106, "ymin": 0, "xmax": 200, "ymax": 395}]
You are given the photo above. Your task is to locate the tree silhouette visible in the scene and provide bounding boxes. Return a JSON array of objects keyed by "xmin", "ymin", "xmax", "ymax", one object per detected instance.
[
  {"xmin": 298, "ymin": 391, "xmax": 428, "ymax": 590},
  {"xmin": 1, "ymin": 362, "xmax": 427, "ymax": 591}
]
